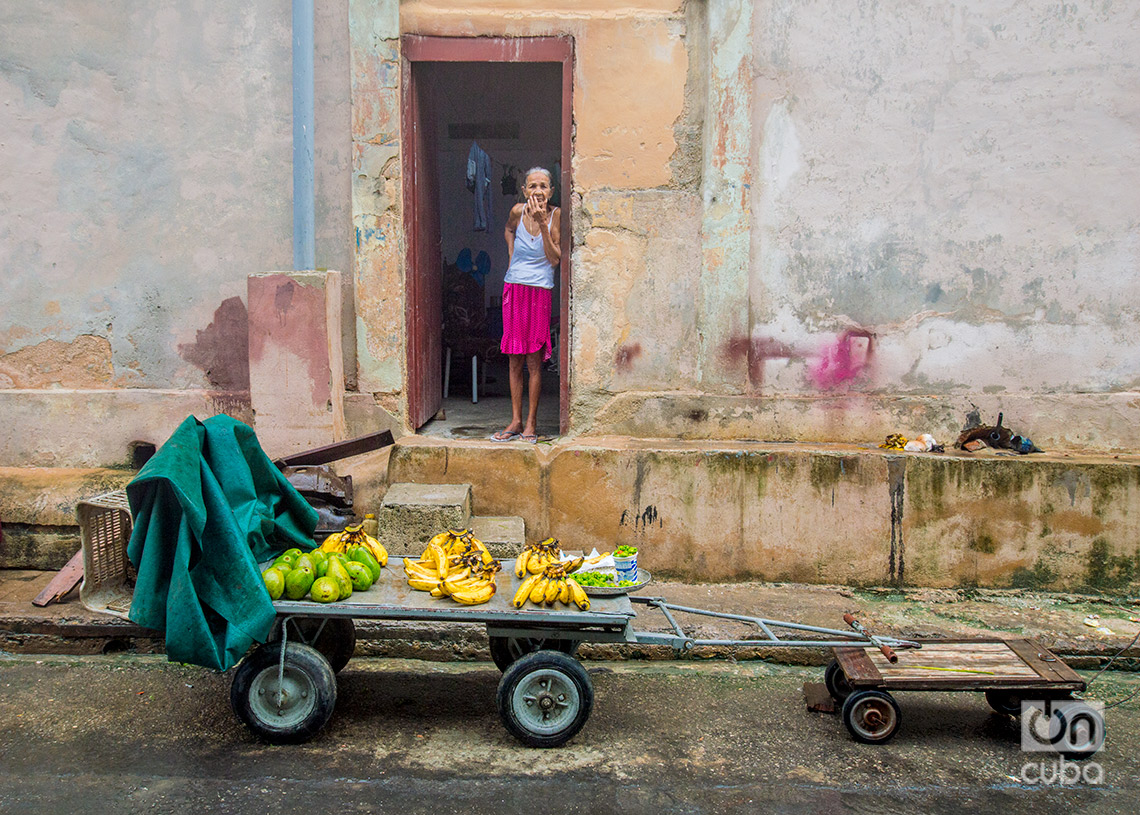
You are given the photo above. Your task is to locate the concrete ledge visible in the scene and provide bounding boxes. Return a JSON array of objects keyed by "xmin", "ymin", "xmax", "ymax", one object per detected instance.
[
  {"xmin": 0, "ymin": 389, "xmax": 251, "ymax": 468},
  {"xmin": 0, "ymin": 467, "xmax": 134, "ymax": 569},
  {"xmin": 580, "ymin": 391, "xmax": 1140, "ymax": 453},
  {"xmin": 388, "ymin": 436, "xmax": 1140, "ymax": 593}
]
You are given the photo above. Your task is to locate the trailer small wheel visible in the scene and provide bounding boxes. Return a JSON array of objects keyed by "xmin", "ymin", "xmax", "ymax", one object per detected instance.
[
  {"xmin": 488, "ymin": 635, "xmax": 579, "ymax": 672},
  {"xmin": 985, "ymin": 690, "xmax": 1025, "ymax": 716},
  {"xmin": 270, "ymin": 617, "xmax": 356, "ymax": 674},
  {"xmin": 231, "ymin": 642, "xmax": 337, "ymax": 744},
  {"xmin": 497, "ymin": 650, "xmax": 593, "ymax": 748},
  {"xmin": 842, "ymin": 689, "xmax": 901, "ymax": 744},
  {"xmin": 824, "ymin": 659, "xmax": 854, "ymax": 702}
]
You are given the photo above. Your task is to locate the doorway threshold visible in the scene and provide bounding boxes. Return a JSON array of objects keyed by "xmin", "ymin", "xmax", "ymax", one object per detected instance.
[{"xmin": 419, "ymin": 356, "xmax": 560, "ymax": 442}]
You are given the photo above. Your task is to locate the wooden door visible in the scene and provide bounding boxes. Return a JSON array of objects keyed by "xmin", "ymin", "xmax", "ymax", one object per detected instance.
[
  {"xmin": 402, "ymin": 35, "xmax": 574, "ymax": 432},
  {"xmin": 403, "ymin": 60, "xmax": 443, "ymax": 429}
]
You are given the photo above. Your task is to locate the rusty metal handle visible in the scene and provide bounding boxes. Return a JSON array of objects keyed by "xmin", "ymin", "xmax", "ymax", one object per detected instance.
[{"xmin": 844, "ymin": 613, "xmax": 898, "ymax": 663}]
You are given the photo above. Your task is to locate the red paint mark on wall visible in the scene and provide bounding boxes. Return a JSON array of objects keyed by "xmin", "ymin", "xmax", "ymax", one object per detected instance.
[
  {"xmin": 247, "ymin": 276, "xmax": 331, "ymax": 409},
  {"xmin": 810, "ymin": 329, "xmax": 874, "ymax": 389},
  {"xmin": 178, "ymin": 297, "xmax": 250, "ymax": 391},
  {"xmin": 721, "ymin": 335, "xmax": 800, "ymax": 387},
  {"xmin": 721, "ymin": 329, "xmax": 874, "ymax": 391},
  {"xmin": 615, "ymin": 343, "xmax": 642, "ymax": 373}
]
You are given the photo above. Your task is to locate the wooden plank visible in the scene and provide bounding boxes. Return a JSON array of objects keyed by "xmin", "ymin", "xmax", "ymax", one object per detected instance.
[
  {"xmin": 275, "ymin": 430, "xmax": 394, "ymax": 467},
  {"xmin": 31, "ymin": 550, "xmax": 84, "ymax": 607},
  {"xmin": 860, "ymin": 639, "xmax": 1086, "ymax": 692},
  {"xmin": 834, "ymin": 646, "xmax": 882, "ymax": 686},
  {"xmin": 1006, "ymin": 639, "xmax": 1086, "ymax": 688}
]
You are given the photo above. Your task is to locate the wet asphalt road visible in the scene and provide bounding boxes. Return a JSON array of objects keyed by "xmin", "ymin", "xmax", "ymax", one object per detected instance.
[{"xmin": 0, "ymin": 654, "xmax": 1137, "ymax": 814}]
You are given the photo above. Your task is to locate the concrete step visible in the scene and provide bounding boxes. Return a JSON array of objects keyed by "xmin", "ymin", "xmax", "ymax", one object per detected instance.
[
  {"xmin": 469, "ymin": 515, "xmax": 526, "ymax": 559},
  {"xmin": 376, "ymin": 482, "xmax": 473, "ymax": 557}
]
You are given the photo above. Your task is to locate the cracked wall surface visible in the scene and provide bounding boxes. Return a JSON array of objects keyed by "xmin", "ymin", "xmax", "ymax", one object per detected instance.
[
  {"xmin": 3, "ymin": 0, "xmax": 1138, "ymax": 467},
  {"xmin": 0, "ymin": 1, "xmax": 353, "ymax": 465}
]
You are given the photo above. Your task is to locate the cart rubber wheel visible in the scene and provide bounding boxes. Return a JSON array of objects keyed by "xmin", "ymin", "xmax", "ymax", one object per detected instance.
[
  {"xmin": 985, "ymin": 690, "xmax": 1024, "ymax": 716},
  {"xmin": 230, "ymin": 642, "xmax": 337, "ymax": 744},
  {"xmin": 496, "ymin": 650, "xmax": 593, "ymax": 748},
  {"xmin": 824, "ymin": 659, "xmax": 854, "ymax": 702},
  {"xmin": 488, "ymin": 635, "xmax": 580, "ymax": 672},
  {"xmin": 270, "ymin": 617, "xmax": 356, "ymax": 673},
  {"xmin": 842, "ymin": 689, "xmax": 902, "ymax": 744}
]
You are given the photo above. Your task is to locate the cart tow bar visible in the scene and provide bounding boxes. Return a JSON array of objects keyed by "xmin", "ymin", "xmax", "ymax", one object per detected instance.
[
  {"xmin": 629, "ymin": 596, "xmax": 921, "ymax": 655},
  {"xmin": 843, "ymin": 613, "xmax": 900, "ymax": 663}
]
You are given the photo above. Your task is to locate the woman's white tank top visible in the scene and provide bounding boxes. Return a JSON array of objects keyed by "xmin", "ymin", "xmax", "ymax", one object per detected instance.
[{"xmin": 504, "ymin": 215, "xmax": 556, "ymax": 289}]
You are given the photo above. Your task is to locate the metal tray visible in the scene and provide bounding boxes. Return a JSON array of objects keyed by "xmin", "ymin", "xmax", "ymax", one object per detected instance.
[{"xmin": 576, "ymin": 569, "xmax": 652, "ymax": 597}]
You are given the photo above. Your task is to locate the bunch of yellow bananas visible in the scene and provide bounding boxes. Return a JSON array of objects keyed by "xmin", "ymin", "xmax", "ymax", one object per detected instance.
[
  {"xmin": 513, "ymin": 537, "xmax": 562, "ymax": 577},
  {"xmin": 403, "ymin": 529, "xmax": 501, "ymax": 605},
  {"xmin": 511, "ymin": 556, "xmax": 591, "ymax": 611},
  {"xmin": 319, "ymin": 521, "xmax": 388, "ymax": 566}
]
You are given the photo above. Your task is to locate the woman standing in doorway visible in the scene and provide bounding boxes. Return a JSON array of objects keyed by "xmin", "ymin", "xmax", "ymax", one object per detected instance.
[{"xmin": 491, "ymin": 167, "xmax": 560, "ymax": 443}]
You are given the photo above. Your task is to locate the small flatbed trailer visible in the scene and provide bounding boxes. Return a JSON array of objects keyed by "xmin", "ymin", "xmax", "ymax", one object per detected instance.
[
  {"xmin": 232, "ymin": 574, "xmax": 923, "ymax": 747},
  {"xmin": 824, "ymin": 636, "xmax": 1087, "ymax": 745}
]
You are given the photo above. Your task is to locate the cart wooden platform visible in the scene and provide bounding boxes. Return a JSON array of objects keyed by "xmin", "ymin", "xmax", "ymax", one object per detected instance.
[{"xmin": 824, "ymin": 638, "xmax": 1087, "ymax": 744}]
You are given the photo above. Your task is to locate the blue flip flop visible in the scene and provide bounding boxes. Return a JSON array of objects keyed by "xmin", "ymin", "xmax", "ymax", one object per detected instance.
[{"xmin": 490, "ymin": 430, "xmax": 521, "ymax": 442}]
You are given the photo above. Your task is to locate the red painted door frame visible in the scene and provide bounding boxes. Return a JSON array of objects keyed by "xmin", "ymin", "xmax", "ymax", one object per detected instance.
[{"xmin": 402, "ymin": 34, "xmax": 574, "ymax": 433}]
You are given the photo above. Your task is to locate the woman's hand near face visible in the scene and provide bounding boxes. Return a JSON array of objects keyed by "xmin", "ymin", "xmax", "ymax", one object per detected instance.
[{"xmin": 528, "ymin": 194, "xmax": 549, "ymax": 230}]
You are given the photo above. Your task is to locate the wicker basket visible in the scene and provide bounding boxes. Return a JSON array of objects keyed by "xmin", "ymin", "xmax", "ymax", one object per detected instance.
[{"xmin": 77, "ymin": 490, "xmax": 135, "ymax": 619}]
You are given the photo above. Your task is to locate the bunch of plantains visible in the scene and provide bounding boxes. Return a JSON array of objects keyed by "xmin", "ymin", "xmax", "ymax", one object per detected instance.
[
  {"xmin": 511, "ymin": 540, "xmax": 591, "ymax": 611},
  {"xmin": 403, "ymin": 529, "xmax": 502, "ymax": 606},
  {"xmin": 319, "ymin": 521, "xmax": 389, "ymax": 566},
  {"xmin": 513, "ymin": 536, "xmax": 562, "ymax": 576}
]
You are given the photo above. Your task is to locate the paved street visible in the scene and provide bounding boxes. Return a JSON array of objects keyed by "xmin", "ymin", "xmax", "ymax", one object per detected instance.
[{"xmin": 1, "ymin": 654, "xmax": 1137, "ymax": 814}]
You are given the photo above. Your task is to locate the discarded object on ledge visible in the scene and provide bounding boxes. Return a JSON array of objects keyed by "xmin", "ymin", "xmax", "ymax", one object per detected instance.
[
  {"xmin": 904, "ymin": 433, "xmax": 944, "ymax": 453},
  {"xmin": 955, "ymin": 412, "xmax": 1044, "ymax": 454},
  {"xmin": 880, "ymin": 433, "xmax": 944, "ymax": 453},
  {"xmin": 880, "ymin": 433, "xmax": 908, "ymax": 450}
]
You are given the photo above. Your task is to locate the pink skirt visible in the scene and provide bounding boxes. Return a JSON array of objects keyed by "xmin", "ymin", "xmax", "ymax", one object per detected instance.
[{"xmin": 500, "ymin": 282, "xmax": 552, "ymax": 361}]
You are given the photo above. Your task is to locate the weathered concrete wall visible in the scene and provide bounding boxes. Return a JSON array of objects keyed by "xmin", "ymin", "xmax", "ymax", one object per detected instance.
[
  {"xmin": 351, "ymin": 1, "xmax": 697, "ymax": 434},
  {"xmin": 590, "ymin": 0, "xmax": 1140, "ymax": 450},
  {"xmin": 0, "ymin": 1, "xmax": 353, "ymax": 466},
  {"xmin": 4, "ymin": 0, "xmax": 1137, "ymax": 470},
  {"xmin": 388, "ymin": 437, "xmax": 1140, "ymax": 593}
]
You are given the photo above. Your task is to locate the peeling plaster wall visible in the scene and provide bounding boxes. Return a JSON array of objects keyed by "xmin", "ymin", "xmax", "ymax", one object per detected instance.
[
  {"xmin": 737, "ymin": 0, "xmax": 1140, "ymax": 449},
  {"xmin": 390, "ymin": 1, "xmax": 1140, "ymax": 450},
  {"xmin": 0, "ymin": 1, "xmax": 352, "ymax": 465}
]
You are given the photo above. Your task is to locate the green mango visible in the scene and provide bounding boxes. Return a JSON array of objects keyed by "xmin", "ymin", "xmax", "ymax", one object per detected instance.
[
  {"xmin": 284, "ymin": 568, "xmax": 315, "ymax": 601},
  {"xmin": 349, "ymin": 546, "xmax": 382, "ymax": 583},
  {"xmin": 272, "ymin": 554, "xmax": 296, "ymax": 573},
  {"xmin": 310, "ymin": 576, "xmax": 340, "ymax": 603},
  {"xmin": 262, "ymin": 567, "xmax": 285, "ymax": 601},
  {"xmin": 294, "ymin": 554, "xmax": 316, "ymax": 575},
  {"xmin": 326, "ymin": 557, "xmax": 353, "ymax": 599},
  {"xmin": 345, "ymin": 561, "xmax": 374, "ymax": 591}
]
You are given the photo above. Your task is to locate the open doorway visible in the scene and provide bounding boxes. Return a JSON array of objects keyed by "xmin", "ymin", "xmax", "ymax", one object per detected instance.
[{"xmin": 402, "ymin": 36, "xmax": 572, "ymax": 439}]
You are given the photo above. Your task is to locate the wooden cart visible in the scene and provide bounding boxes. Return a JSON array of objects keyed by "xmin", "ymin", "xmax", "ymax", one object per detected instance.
[{"xmin": 825, "ymin": 638, "xmax": 1086, "ymax": 744}]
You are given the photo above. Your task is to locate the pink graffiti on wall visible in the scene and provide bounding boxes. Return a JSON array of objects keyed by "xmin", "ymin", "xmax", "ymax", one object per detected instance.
[{"xmin": 808, "ymin": 329, "xmax": 874, "ymax": 389}]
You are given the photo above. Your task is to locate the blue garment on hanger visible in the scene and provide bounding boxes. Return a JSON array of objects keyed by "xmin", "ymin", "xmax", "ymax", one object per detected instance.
[
  {"xmin": 466, "ymin": 142, "xmax": 493, "ymax": 231},
  {"xmin": 472, "ymin": 250, "xmax": 491, "ymax": 283}
]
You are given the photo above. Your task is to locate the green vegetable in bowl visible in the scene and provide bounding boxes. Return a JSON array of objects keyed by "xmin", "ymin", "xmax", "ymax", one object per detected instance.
[{"xmin": 571, "ymin": 571, "xmax": 638, "ymax": 588}]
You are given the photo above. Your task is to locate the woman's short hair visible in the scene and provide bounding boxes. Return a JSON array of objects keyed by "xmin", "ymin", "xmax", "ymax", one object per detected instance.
[{"xmin": 525, "ymin": 167, "xmax": 553, "ymax": 184}]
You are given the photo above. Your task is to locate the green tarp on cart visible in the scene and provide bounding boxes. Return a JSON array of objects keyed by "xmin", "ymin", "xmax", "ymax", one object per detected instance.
[{"xmin": 126, "ymin": 415, "xmax": 318, "ymax": 670}]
